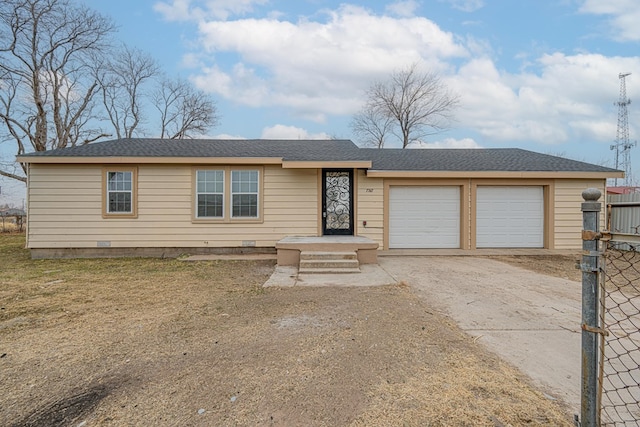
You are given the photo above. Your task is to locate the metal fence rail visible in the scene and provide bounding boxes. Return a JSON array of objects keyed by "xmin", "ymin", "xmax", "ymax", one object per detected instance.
[{"xmin": 601, "ymin": 241, "xmax": 640, "ymax": 426}]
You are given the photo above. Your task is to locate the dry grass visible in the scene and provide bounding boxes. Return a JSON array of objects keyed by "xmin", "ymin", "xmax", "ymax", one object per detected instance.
[
  {"xmin": 488, "ymin": 254, "xmax": 582, "ymax": 282},
  {"xmin": 1, "ymin": 235, "xmax": 573, "ymax": 426},
  {"xmin": 492, "ymin": 251, "xmax": 640, "ymax": 295},
  {"xmin": 353, "ymin": 352, "xmax": 569, "ymax": 426},
  {"xmin": 0, "ymin": 220, "xmax": 20, "ymax": 233}
]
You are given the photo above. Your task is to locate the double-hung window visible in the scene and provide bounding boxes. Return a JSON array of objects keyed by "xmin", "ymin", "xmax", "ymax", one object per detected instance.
[
  {"xmin": 193, "ymin": 168, "xmax": 261, "ymax": 221},
  {"xmin": 196, "ymin": 170, "xmax": 224, "ymax": 218},
  {"xmin": 106, "ymin": 171, "xmax": 134, "ymax": 215},
  {"xmin": 231, "ymin": 170, "xmax": 259, "ymax": 218}
]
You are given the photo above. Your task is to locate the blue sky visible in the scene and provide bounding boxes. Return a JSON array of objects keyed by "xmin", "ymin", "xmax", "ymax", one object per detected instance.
[{"xmin": 2, "ymin": 0, "xmax": 640, "ymax": 206}]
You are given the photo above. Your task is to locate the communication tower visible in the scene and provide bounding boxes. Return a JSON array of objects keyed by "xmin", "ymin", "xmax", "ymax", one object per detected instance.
[{"xmin": 611, "ymin": 72, "xmax": 635, "ymax": 186}]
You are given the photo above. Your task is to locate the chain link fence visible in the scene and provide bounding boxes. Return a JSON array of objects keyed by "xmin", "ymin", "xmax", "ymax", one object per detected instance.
[
  {"xmin": 580, "ymin": 189, "xmax": 640, "ymax": 427},
  {"xmin": 600, "ymin": 240, "xmax": 640, "ymax": 425}
]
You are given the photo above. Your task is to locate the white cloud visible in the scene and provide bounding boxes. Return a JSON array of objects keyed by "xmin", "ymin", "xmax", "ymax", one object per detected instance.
[
  {"xmin": 207, "ymin": 0, "xmax": 268, "ymax": 20},
  {"xmin": 579, "ymin": 0, "xmax": 640, "ymax": 41},
  {"xmin": 449, "ymin": 53, "xmax": 640, "ymax": 146},
  {"xmin": 385, "ymin": 0, "xmax": 420, "ymax": 18},
  {"xmin": 154, "ymin": 0, "xmax": 268, "ymax": 22},
  {"xmin": 193, "ymin": 63, "xmax": 269, "ymax": 107},
  {"xmin": 212, "ymin": 133, "xmax": 246, "ymax": 139},
  {"xmin": 410, "ymin": 137, "xmax": 481, "ymax": 148},
  {"xmin": 181, "ymin": 52, "xmax": 202, "ymax": 68},
  {"xmin": 191, "ymin": 4, "xmax": 467, "ymax": 117},
  {"xmin": 154, "ymin": 0, "xmax": 195, "ymax": 21},
  {"xmin": 159, "ymin": 0, "xmax": 640, "ymax": 155},
  {"xmin": 260, "ymin": 125, "xmax": 331, "ymax": 140},
  {"xmin": 439, "ymin": 0, "xmax": 484, "ymax": 13}
]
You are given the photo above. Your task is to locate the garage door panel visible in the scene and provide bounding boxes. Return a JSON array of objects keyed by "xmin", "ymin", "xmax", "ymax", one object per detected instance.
[
  {"xmin": 476, "ymin": 186, "xmax": 543, "ymax": 248},
  {"xmin": 389, "ymin": 186, "xmax": 460, "ymax": 249}
]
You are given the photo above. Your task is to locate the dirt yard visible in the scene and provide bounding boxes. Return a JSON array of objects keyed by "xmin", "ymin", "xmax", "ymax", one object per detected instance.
[
  {"xmin": 487, "ymin": 254, "xmax": 582, "ymax": 283},
  {"xmin": 1, "ymin": 234, "xmax": 576, "ymax": 426}
]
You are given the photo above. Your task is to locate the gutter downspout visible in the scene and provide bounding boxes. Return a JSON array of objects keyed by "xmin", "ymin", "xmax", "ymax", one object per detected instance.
[{"xmin": 24, "ymin": 163, "xmax": 30, "ymax": 249}]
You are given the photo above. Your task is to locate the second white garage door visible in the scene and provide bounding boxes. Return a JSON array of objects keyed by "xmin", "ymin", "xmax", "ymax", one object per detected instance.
[
  {"xmin": 389, "ymin": 186, "xmax": 460, "ymax": 249},
  {"xmin": 476, "ymin": 186, "xmax": 544, "ymax": 248}
]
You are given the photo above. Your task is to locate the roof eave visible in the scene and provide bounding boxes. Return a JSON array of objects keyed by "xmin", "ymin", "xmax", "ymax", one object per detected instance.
[
  {"xmin": 17, "ymin": 156, "xmax": 284, "ymax": 165},
  {"xmin": 366, "ymin": 170, "xmax": 623, "ymax": 179},
  {"xmin": 282, "ymin": 160, "xmax": 372, "ymax": 169}
]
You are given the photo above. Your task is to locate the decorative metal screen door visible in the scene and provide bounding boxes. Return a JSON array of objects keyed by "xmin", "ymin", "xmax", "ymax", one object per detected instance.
[{"xmin": 322, "ymin": 169, "xmax": 354, "ymax": 235}]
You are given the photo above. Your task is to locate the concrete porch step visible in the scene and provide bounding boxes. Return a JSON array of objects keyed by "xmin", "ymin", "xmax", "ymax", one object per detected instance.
[
  {"xmin": 299, "ymin": 259, "xmax": 360, "ymax": 269},
  {"xmin": 300, "ymin": 251, "xmax": 358, "ymax": 261},
  {"xmin": 276, "ymin": 236, "xmax": 379, "ymax": 267},
  {"xmin": 298, "ymin": 267, "xmax": 362, "ymax": 274},
  {"xmin": 298, "ymin": 251, "xmax": 360, "ymax": 274}
]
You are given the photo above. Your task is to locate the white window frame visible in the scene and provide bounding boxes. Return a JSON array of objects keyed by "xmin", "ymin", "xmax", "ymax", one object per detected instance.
[
  {"xmin": 104, "ymin": 168, "xmax": 137, "ymax": 217},
  {"xmin": 192, "ymin": 167, "xmax": 262, "ymax": 223},
  {"xmin": 195, "ymin": 170, "xmax": 225, "ymax": 219},
  {"xmin": 231, "ymin": 170, "xmax": 259, "ymax": 219}
]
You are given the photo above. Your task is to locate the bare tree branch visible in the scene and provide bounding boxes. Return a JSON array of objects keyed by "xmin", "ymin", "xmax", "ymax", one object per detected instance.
[
  {"xmin": 0, "ymin": 0, "xmax": 223, "ymax": 186},
  {"xmin": 0, "ymin": 168, "xmax": 27, "ymax": 183},
  {"xmin": 350, "ymin": 101, "xmax": 394, "ymax": 148},
  {"xmin": 0, "ymin": 158, "xmax": 26, "ymax": 182},
  {"xmin": 153, "ymin": 77, "xmax": 220, "ymax": 139},
  {"xmin": 354, "ymin": 63, "xmax": 460, "ymax": 148},
  {"xmin": 0, "ymin": 0, "xmax": 115, "ymax": 181},
  {"xmin": 96, "ymin": 45, "xmax": 159, "ymax": 139}
]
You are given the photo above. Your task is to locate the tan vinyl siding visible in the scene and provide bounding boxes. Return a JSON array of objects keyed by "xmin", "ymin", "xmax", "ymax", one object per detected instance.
[
  {"xmin": 263, "ymin": 167, "xmax": 317, "ymax": 231},
  {"xmin": 27, "ymin": 164, "xmax": 318, "ymax": 248},
  {"xmin": 356, "ymin": 170, "xmax": 384, "ymax": 247},
  {"xmin": 554, "ymin": 179, "xmax": 605, "ymax": 249},
  {"xmin": 27, "ymin": 166, "xmax": 103, "ymax": 241},
  {"xmin": 27, "ymin": 164, "xmax": 608, "ymax": 252}
]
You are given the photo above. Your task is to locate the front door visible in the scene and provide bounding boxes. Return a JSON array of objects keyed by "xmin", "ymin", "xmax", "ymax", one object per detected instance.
[{"xmin": 322, "ymin": 169, "xmax": 354, "ymax": 235}]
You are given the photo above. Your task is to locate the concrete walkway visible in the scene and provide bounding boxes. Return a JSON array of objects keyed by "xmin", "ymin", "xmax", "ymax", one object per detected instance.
[
  {"xmin": 263, "ymin": 264, "xmax": 397, "ymax": 287},
  {"xmin": 379, "ymin": 256, "xmax": 582, "ymax": 414},
  {"xmin": 262, "ymin": 255, "xmax": 583, "ymax": 415}
]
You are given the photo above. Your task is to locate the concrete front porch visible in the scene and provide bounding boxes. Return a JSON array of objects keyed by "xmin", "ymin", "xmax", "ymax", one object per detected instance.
[{"xmin": 275, "ymin": 236, "xmax": 379, "ymax": 267}]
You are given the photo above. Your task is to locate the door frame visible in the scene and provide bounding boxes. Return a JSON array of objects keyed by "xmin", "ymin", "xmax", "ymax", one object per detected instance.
[
  {"xmin": 321, "ymin": 168, "xmax": 354, "ymax": 236},
  {"xmin": 383, "ymin": 179, "xmax": 471, "ymax": 250}
]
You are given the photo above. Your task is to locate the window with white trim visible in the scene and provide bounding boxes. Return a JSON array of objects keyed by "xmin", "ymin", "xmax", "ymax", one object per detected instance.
[
  {"xmin": 107, "ymin": 171, "xmax": 133, "ymax": 214},
  {"xmin": 231, "ymin": 170, "xmax": 259, "ymax": 218},
  {"xmin": 196, "ymin": 170, "xmax": 224, "ymax": 218}
]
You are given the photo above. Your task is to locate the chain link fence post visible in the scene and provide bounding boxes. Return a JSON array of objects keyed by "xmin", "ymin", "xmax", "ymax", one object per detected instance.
[{"xmin": 581, "ymin": 188, "xmax": 602, "ymax": 427}]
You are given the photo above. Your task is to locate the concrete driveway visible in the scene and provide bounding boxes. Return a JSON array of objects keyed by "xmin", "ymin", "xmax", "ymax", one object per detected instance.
[{"xmin": 379, "ymin": 256, "xmax": 582, "ymax": 414}]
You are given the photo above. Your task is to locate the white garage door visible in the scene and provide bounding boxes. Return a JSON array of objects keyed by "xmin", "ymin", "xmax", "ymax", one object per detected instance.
[
  {"xmin": 476, "ymin": 186, "xmax": 544, "ymax": 248},
  {"xmin": 389, "ymin": 186, "xmax": 460, "ymax": 249}
]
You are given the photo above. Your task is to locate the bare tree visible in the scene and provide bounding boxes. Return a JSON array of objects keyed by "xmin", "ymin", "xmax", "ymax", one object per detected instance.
[
  {"xmin": 0, "ymin": 0, "xmax": 116, "ymax": 181},
  {"xmin": 96, "ymin": 46, "xmax": 159, "ymax": 139},
  {"xmin": 0, "ymin": 0, "xmax": 223, "ymax": 184},
  {"xmin": 350, "ymin": 102, "xmax": 394, "ymax": 148},
  {"xmin": 354, "ymin": 63, "xmax": 459, "ymax": 148},
  {"xmin": 153, "ymin": 78, "xmax": 220, "ymax": 139}
]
